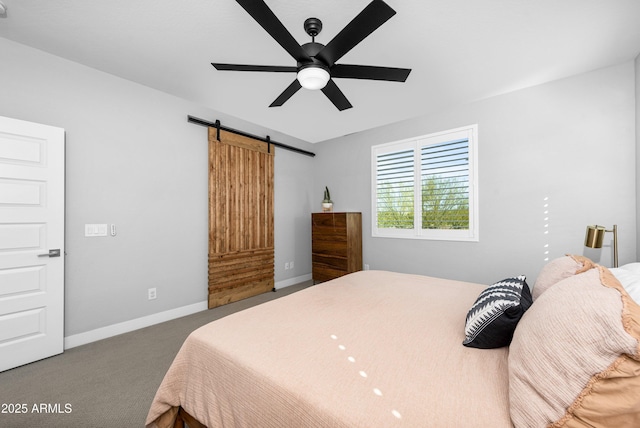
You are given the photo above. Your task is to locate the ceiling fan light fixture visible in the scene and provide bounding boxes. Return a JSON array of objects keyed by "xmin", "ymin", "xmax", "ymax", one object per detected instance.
[{"xmin": 297, "ymin": 66, "xmax": 330, "ymax": 90}]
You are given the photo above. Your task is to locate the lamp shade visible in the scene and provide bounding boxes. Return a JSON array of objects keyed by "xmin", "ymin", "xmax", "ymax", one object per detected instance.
[
  {"xmin": 297, "ymin": 66, "xmax": 330, "ymax": 90},
  {"xmin": 584, "ymin": 225, "xmax": 606, "ymax": 248},
  {"xmin": 584, "ymin": 224, "xmax": 618, "ymax": 268}
]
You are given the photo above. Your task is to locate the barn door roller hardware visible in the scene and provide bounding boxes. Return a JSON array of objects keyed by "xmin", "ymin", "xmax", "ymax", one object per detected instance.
[{"xmin": 187, "ymin": 115, "xmax": 315, "ymax": 158}]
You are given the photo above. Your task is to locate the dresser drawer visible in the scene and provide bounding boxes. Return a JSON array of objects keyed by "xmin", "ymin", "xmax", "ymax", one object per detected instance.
[
  {"xmin": 312, "ymin": 239, "xmax": 347, "ymax": 257},
  {"xmin": 312, "ymin": 227, "xmax": 347, "ymax": 241},
  {"xmin": 311, "ymin": 213, "xmax": 348, "ymax": 228},
  {"xmin": 312, "ymin": 266, "xmax": 349, "ymax": 282},
  {"xmin": 312, "ymin": 253, "xmax": 348, "ymax": 271}
]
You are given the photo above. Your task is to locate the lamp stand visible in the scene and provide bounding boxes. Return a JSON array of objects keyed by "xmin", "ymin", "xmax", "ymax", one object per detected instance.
[{"xmin": 612, "ymin": 224, "xmax": 618, "ymax": 268}]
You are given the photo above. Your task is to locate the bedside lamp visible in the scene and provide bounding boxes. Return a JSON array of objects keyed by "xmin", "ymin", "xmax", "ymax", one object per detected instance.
[{"xmin": 584, "ymin": 224, "xmax": 618, "ymax": 267}]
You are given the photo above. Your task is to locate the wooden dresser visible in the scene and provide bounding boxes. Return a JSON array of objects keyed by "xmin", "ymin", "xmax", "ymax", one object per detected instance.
[{"xmin": 311, "ymin": 212, "xmax": 362, "ymax": 283}]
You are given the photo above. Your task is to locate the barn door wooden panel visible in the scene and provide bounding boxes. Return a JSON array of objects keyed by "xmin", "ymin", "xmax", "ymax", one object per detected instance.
[{"xmin": 208, "ymin": 128, "xmax": 274, "ymax": 309}]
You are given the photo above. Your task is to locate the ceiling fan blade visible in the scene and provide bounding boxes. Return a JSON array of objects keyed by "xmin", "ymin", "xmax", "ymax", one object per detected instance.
[
  {"xmin": 269, "ymin": 79, "xmax": 302, "ymax": 107},
  {"xmin": 316, "ymin": 0, "xmax": 396, "ymax": 67},
  {"xmin": 212, "ymin": 63, "xmax": 297, "ymax": 73},
  {"xmin": 321, "ymin": 80, "xmax": 353, "ymax": 111},
  {"xmin": 235, "ymin": 0, "xmax": 311, "ymax": 63},
  {"xmin": 331, "ymin": 64, "xmax": 411, "ymax": 82}
]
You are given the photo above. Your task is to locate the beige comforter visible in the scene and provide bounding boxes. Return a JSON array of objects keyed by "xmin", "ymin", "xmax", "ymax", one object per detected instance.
[{"xmin": 146, "ymin": 270, "xmax": 513, "ymax": 427}]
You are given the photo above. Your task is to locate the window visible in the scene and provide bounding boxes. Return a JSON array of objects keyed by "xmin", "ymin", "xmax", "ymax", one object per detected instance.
[{"xmin": 372, "ymin": 125, "xmax": 478, "ymax": 241}]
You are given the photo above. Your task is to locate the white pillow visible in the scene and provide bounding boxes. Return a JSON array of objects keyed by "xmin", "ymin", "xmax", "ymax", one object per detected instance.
[
  {"xmin": 609, "ymin": 264, "xmax": 640, "ymax": 304},
  {"xmin": 614, "ymin": 262, "xmax": 640, "ymax": 275}
]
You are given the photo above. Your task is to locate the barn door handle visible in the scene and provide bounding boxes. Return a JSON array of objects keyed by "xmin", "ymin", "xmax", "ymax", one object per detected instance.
[{"xmin": 38, "ymin": 249, "xmax": 61, "ymax": 258}]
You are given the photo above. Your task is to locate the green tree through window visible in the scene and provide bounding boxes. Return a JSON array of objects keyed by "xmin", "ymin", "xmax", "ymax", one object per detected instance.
[
  {"xmin": 421, "ymin": 138, "xmax": 469, "ymax": 230},
  {"xmin": 376, "ymin": 179, "xmax": 414, "ymax": 229}
]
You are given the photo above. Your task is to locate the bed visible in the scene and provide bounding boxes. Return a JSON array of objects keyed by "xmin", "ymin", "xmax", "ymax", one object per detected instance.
[{"xmin": 146, "ymin": 257, "xmax": 640, "ymax": 428}]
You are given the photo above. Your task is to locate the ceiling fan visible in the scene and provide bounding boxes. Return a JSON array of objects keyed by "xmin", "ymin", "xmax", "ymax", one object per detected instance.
[{"xmin": 212, "ymin": 0, "xmax": 411, "ymax": 111}]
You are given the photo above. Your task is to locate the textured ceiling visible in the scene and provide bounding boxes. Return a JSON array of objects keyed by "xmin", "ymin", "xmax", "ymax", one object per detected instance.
[{"xmin": 1, "ymin": 0, "xmax": 639, "ymax": 143}]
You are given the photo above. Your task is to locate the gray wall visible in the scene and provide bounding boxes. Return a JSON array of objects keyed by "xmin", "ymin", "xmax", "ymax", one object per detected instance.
[
  {"xmin": 0, "ymin": 38, "xmax": 315, "ymax": 336},
  {"xmin": 314, "ymin": 62, "xmax": 637, "ymax": 285},
  {"xmin": 274, "ymin": 147, "xmax": 314, "ymax": 284}
]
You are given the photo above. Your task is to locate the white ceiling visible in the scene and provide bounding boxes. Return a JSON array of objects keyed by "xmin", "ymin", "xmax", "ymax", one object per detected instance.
[{"xmin": 1, "ymin": 0, "xmax": 639, "ymax": 143}]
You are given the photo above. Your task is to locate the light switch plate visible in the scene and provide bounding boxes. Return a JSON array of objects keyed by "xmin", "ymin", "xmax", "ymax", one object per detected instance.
[{"xmin": 85, "ymin": 224, "xmax": 108, "ymax": 237}]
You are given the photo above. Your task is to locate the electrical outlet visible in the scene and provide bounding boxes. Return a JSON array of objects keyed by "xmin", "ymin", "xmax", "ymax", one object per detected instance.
[
  {"xmin": 364, "ymin": 264, "xmax": 370, "ymax": 271},
  {"xmin": 290, "ymin": 261, "xmax": 294, "ymax": 269},
  {"xmin": 285, "ymin": 262, "xmax": 289, "ymax": 270},
  {"xmin": 148, "ymin": 288, "xmax": 157, "ymax": 300}
]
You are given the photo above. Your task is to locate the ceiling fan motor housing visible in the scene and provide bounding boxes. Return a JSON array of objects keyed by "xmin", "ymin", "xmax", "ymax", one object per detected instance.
[{"xmin": 298, "ymin": 42, "xmax": 329, "ymax": 72}]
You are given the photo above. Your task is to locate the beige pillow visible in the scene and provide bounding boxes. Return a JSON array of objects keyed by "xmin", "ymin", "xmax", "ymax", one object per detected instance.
[
  {"xmin": 509, "ymin": 266, "xmax": 640, "ymax": 427},
  {"xmin": 532, "ymin": 255, "xmax": 594, "ymax": 300}
]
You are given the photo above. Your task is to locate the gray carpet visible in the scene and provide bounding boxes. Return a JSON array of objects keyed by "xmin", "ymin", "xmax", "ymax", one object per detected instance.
[{"xmin": 0, "ymin": 282, "xmax": 311, "ymax": 428}]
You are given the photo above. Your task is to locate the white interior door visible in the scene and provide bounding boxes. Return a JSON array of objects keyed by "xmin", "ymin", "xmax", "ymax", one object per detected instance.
[{"xmin": 0, "ymin": 116, "xmax": 65, "ymax": 372}]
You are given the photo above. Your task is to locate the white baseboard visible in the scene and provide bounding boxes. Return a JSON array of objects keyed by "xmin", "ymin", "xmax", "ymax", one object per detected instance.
[
  {"xmin": 274, "ymin": 273, "xmax": 312, "ymax": 290},
  {"xmin": 64, "ymin": 274, "xmax": 312, "ymax": 349},
  {"xmin": 64, "ymin": 300, "xmax": 208, "ymax": 349}
]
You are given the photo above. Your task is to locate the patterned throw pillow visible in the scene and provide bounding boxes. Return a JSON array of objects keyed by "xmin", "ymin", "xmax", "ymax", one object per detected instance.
[{"xmin": 463, "ymin": 276, "xmax": 533, "ymax": 349}]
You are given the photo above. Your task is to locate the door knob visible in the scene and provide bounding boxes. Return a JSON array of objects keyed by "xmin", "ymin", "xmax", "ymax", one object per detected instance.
[{"xmin": 38, "ymin": 249, "xmax": 61, "ymax": 258}]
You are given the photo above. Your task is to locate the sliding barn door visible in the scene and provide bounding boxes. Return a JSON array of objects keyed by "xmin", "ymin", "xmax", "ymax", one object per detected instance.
[{"xmin": 208, "ymin": 128, "xmax": 274, "ymax": 309}]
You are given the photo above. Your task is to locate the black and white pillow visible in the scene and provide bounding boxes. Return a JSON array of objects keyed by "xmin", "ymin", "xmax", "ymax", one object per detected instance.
[{"xmin": 463, "ymin": 275, "xmax": 533, "ymax": 349}]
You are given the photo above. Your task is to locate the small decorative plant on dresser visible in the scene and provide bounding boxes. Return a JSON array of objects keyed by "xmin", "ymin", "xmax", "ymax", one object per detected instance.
[
  {"xmin": 311, "ymin": 212, "xmax": 362, "ymax": 283},
  {"xmin": 322, "ymin": 186, "xmax": 333, "ymax": 212}
]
